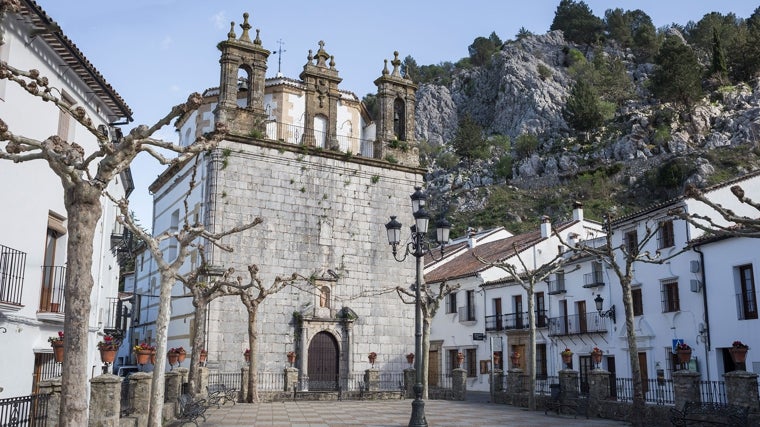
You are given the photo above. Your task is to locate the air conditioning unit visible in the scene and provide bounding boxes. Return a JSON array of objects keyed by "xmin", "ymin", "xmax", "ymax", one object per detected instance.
[
  {"xmin": 690, "ymin": 260, "xmax": 701, "ymax": 273},
  {"xmin": 690, "ymin": 279, "xmax": 702, "ymax": 293}
]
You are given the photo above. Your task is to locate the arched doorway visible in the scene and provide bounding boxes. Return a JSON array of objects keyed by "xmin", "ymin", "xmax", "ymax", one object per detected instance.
[{"xmin": 308, "ymin": 331, "xmax": 339, "ymax": 390}]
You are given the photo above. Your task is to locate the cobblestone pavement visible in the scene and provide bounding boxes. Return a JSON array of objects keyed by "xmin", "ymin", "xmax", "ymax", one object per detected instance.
[{"xmin": 195, "ymin": 399, "xmax": 631, "ymax": 426}]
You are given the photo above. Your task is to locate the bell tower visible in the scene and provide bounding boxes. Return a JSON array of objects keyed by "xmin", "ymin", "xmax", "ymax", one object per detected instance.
[
  {"xmin": 215, "ymin": 13, "xmax": 270, "ymax": 136},
  {"xmin": 299, "ymin": 41, "xmax": 343, "ymax": 149},
  {"xmin": 374, "ymin": 51, "xmax": 418, "ymax": 167}
]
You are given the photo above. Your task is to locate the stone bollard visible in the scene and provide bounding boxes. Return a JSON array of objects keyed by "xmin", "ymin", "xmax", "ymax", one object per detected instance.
[
  {"xmin": 403, "ymin": 368, "xmax": 415, "ymax": 399},
  {"xmin": 175, "ymin": 367, "xmax": 189, "ymax": 393},
  {"xmin": 452, "ymin": 368, "xmax": 467, "ymax": 401},
  {"xmin": 588, "ymin": 369, "xmax": 610, "ymax": 417},
  {"xmin": 163, "ymin": 371, "xmax": 182, "ymax": 420},
  {"xmin": 198, "ymin": 366, "xmax": 210, "ymax": 399},
  {"xmin": 724, "ymin": 370, "xmax": 760, "ymax": 412},
  {"xmin": 673, "ymin": 370, "xmax": 701, "ymax": 410},
  {"xmin": 559, "ymin": 369, "xmax": 579, "ymax": 402},
  {"xmin": 506, "ymin": 368, "xmax": 523, "ymax": 405},
  {"xmin": 284, "ymin": 367, "xmax": 299, "ymax": 392},
  {"xmin": 364, "ymin": 368, "xmax": 379, "ymax": 391},
  {"xmin": 128, "ymin": 372, "xmax": 152, "ymax": 427},
  {"xmin": 88, "ymin": 374, "xmax": 122, "ymax": 427},
  {"xmin": 38, "ymin": 377, "xmax": 61, "ymax": 427},
  {"xmin": 240, "ymin": 366, "xmax": 249, "ymax": 403}
]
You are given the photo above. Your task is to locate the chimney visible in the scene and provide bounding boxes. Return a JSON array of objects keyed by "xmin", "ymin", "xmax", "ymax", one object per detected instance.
[
  {"xmin": 540, "ymin": 215, "xmax": 551, "ymax": 238},
  {"xmin": 468, "ymin": 227, "xmax": 477, "ymax": 248},
  {"xmin": 572, "ymin": 201, "xmax": 584, "ymax": 221}
]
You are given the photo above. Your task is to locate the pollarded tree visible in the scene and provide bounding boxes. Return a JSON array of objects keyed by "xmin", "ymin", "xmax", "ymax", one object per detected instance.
[
  {"xmin": 650, "ymin": 35, "xmax": 703, "ymax": 110},
  {"xmin": 0, "ymin": 16, "xmax": 224, "ymax": 426}
]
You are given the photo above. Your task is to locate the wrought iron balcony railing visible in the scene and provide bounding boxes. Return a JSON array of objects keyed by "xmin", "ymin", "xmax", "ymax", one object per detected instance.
[
  {"xmin": 583, "ymin": 271, "xmax": 605, "ymax": 288},
  {"xmin": 485, "ymin": 311, "xmax": 548, "ymax": 332},
  {"xmin": 264, "ymin": 121, "xmax": 375, "ymax": 158},
  {"xmin": 39, "ymin": 266, "xmax": 66, "ymax": 313},
  {"xmin": 547, "ymin": 311, "xmax": 608, "ymax": 336},
  {"xmin": 0, "ymin": 243, "xmax": 27, "ymax": 306},
  {"xmin": 547, "ymin": 278, "xmax": 566, "ymax": 295}
]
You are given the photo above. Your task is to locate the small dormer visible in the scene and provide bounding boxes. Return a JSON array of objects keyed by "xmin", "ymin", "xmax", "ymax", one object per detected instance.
[
  {"xmin": 214, "ymin": 13, "xmax": 270, "ymax": 136},
  {"xmin": 374, "ymin": 51, "xmax": 419, "ymax": 167}
]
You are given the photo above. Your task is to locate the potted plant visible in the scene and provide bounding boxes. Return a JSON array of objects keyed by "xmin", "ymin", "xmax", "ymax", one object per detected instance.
[
  {"xmin": 729, "ymin": 340, "xmax": 749, "ymax": 365},
  {"xmin": 560, "ymin": 348, "xmax": 573, "ymax": 366},
  {"xmin": 244, "ymin": 348, "xmax": 251, "ymax": 363},
  {"xmin": 591, "ymin": 347, "xmax": 603, "ymax": 365},
  {"xmin": 49, "ymin": 331, "xmax": 64, "ymax": 363},
  {"xmin": 167, "ymin": 347, "xmax": 184, "ymax": 367},
  {"xmin": 456, "ymin": 351, "xmax": 464, "ymax": 368},
  {"xmin": 97, "ymin": 334, "xmax": 119, "ymax": 364},
  {"xmin": 287, "ymin": 351, "xmax": 296, "ymax": 367},
  {"xmin": 676, "ymin": 342, "xmax": 692, "ymax": 364},
  {"xmin": 510, "ymin": 351, "xmax": 520, "ymax": 368},
  {"xmin": 174, "ymin": 346, "xmax": 187, "ymax": 364},
  {"xmin": 368, "ymin": 351, "xmax": 377, "ymax": 368},
  {"xmin": 406, "ymin": 352, "xmax": 414, "ymax": 366},
  {"xmin": 133, "ymin": 342, "xmax": 155, "ymax": 365},
  {"xmin": 199, "ymin": 349, "xmax": 208, "ymax": 366}
]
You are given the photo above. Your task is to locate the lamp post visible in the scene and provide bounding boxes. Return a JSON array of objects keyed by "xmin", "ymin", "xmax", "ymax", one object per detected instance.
[
  {"xmin": 385, "ymin": 186, "xmax": 451, "ymax": 427},
  {"xmin": 594, "ymin": 294, "xmax": 616, "ymax": 324}
]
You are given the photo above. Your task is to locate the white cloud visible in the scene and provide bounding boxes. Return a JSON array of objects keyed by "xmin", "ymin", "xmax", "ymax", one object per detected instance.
[
  {"xmin": 160, "ymin": 36, "xmax": 173, "ymax": 50},
  {"xmin": 211, "ymin": 11, "xmax": 227, "ymax": 30}
]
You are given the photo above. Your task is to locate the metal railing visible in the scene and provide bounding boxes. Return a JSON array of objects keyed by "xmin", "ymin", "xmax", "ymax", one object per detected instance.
[
  {"xmin": 208, "ymin": 371, "xmax": 242, "ymax": 391},
  {"xmin": 0, "ymin": 394, "xmax": 49, "ymax": 426},
  {"xmin": 547, "ymin": 312, "xmax": 608, "ymax": 336},
  {"xmin": 485, "ymin": 311, "xmax": 547, "ymax": 331},
  {"xmin": 547, "ymin": 278, "xmax": 566, "ymax": 294},
  {"xmin": 264, "ymin": 121, "xmax": 375, "ymax": 157},
  {"xmin": 583, "ymin": 271, "xmax": 605, "ymax": 287},
  {"xmin": 0, "ymin": 243, "xmax": 26, "ymax": 306},
  {"xmin": 104, "ymin": 297, "xmax": 128, "ymax": 333},
  {"xmin": 699, "ymin": 380, "xmax": 727, "ymax": 404},
  {"xmin": 614, "ymin": 377, "xmax": 675, "ymax": 405},
  {"xmin": 39, "ymin": 265, "xmax": 66, "ymax": 313},
  {"xmin": 344, "ymin": 372, "xmax": 405, "ymax": 391}
]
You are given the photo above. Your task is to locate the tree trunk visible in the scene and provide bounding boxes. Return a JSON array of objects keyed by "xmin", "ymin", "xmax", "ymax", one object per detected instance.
[
  {"xmin": 246, "ymin": 304, "xmax": 259, "ymax": 403},
  {"xmin": 422, "ymin": 316, "xmax": 431, "ymax": 400},
  {"xmin": 147, "ymin": 270, "xmax": 175, "ymax": 426},
  {"xmin": 621, "ymin": 276, "xmax": 646, "ymax": 426},
  {"xmin": 526, "ymin": 285, "xmax": 537, "ymax": 411},
  {"xmin": 188, "ymin": 294, "xmax": 208, "ymax": 396},
  {"xmin": 59, "ymin": 184, "xmax": 101, "ymax": 427}
]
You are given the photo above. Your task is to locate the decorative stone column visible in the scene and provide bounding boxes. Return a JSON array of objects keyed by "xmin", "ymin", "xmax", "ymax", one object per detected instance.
[
  {"xmin": 129, "ymin": 372, "xmax": 152, "ymax": 427},
  {"xmin": 673, "ymin": 370, "xmax": 701, "ymax": 410},
  {"xmin": 38, "ymin": 377, "xmax": 61, "ymax": 427},
  {"xmin": 163, "ymin": 371, "xmax": 182, "ymax": 420},
  {"xmin": 452, "ymin": 367, "xmax": 467, "ymax": 401},
  {"xmin": 284, "ymin": 367, "xmax": 299, "ymax": 392},
  {"xmin": 403, "ymin": 368, "xmax": 415, "ymax": 399},
  {"xmin": 559, "ymin": 369, "xmax": 579, "ymax": 402},
  {"xmin": 89, "ymin": 374, "xmax": 122, "ymax": 426},
  {"xmin": 364, "ymin": 368, "xmax": 379, "ymax": 391},
  {"xmin": 588, "ymin": 369, "xmax": 611, "ymax": 417},
  {"xmin": 506, "ymin": 368, "xmax": 523, "ymax": 404},
  {"xmin": 724, "ymin": 370, "xmax": 760, "ymax": 412},
  {"xmin": 240, "ymin": 366, "xmax": 249, "ymax": 402}
]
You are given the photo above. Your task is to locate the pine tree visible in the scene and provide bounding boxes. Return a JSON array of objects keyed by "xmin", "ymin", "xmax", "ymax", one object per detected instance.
[
  {"xmin": 564, "ymin": 79, "xmax": 604, "ymax": 133},
  {"xmin": 650, "ymin": 35, "xmax": 703, "ymax": 110}
]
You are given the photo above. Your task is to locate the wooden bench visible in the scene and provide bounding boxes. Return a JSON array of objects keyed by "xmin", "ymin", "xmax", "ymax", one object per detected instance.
[
  {"xmin": 206, "ymin": 383, "xmax": 238, "ymax": 408},
  {"xmin": 176, "ymin": 394, "xmax": 208, "ymax": 427},
  {"xmin": 670, "ymin": 401, "xmax": 749, "ymax": 426}
]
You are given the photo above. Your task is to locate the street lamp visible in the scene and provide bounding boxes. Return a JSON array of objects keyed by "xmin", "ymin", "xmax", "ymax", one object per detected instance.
[
  {"xmin": 385, "ymin": 186, "xmax": 451, "ymax": 427},
  {"xmin": 594, "ymin": 294, "xmax": 616, "ymax": 324}
]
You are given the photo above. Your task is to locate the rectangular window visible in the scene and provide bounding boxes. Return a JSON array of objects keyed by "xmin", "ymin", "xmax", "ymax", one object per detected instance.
[
  {"xmin": 535, "ymin": 292, "xmax": 546, "ymax": 327},
  {"xmin": 466, "ymin": 348, "xmax": 477, "ymax": 377},
  {"xmin": 658, "ymin": 220, "xmax": 675, "ymax": 249},
  {"xmin": 738, "ymin": 264, "xmax": 758, "ymax": 320},
  {"xmin": 57, "ymin": 92, "xmax": 75, "ymax": 140},
  {"xmin": 448, "ymin": 349, "xmax": 459, "ymax": 372},
  {"xmin": 446, "ymin": 292, "xmax": 457, "ymax": 314},
  {"xmin": 536, "ymin": 344, "xmax": 547, "ymax": 379},
  {"xmin": 624, "ymin": 230, "xmax": 639, "ymax": 256},
  {"xmin": 465, "ymin": 290, "xmax": 475, "ymax": 321},
  {"xmin": 632, "ymin": 288, "xmax": 643, "ymax": 316},
  {"xmin": 32, "ymin": 352, "xmax": 61, "ymax": 394},
  {"xmin": 661, "ymin": 280, "xmax": 680, "ymax": 312}
]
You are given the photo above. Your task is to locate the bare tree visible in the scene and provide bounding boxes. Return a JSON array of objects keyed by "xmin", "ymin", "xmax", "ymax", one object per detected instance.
[
  {"xmin": 396, "ymin": 281, "xmax": 459, "ymax": 399},
  {"xmin": 473, "ymin": 243, "xmax": 576, "ymax": 411},
  {"xmin": 0, "ymin": 32, "xmax": 226, "ymax": 424}
]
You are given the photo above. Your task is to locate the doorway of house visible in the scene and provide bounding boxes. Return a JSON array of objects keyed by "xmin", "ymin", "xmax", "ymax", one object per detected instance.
[{"xmin": 307, "ymin": 331, "xmax": 339, "ymax": 390}]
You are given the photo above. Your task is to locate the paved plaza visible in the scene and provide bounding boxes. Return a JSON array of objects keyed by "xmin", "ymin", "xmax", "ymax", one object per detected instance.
[{"xmin": 193, "ymin": 399, "xmax": 631, "ymax": 426}]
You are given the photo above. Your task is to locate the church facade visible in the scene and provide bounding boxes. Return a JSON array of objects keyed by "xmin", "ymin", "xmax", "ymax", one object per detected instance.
[{"xmin": 131, "ymin": 13, "xmax": 424, "ymax": 387}]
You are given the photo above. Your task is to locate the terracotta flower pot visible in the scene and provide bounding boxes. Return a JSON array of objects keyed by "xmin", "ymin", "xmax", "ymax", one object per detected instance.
[
  {"xmin": 591, "ymin": 350, "xmax": 603, "ymax": 365},
  {"xmin": 136, "ymin": 350, "xmax": 151, "ymax": 365},
  {"xmin": 51, "ymin": 341, "xmax": 64, "ymax": 363},
  {"xmin": 199, "ymin": 350, "xmax": 208, "ymax": 364},
  {"xmin": 456, "ymin": 352, "xmax": 464, "ymax": 368},
  {"xmin": 406, "ymin": 353, "xmax": 414, "ymax": 365},
  {"xmin": 150, "ymin": 350, "xmax": 156, "ymax": 365},
  {"xmin": 677, "ymin": 349, "xmax": 692, "ymax": 364},
  {"xmin": 510, "ymin": 352, "xmax": 520, "ymax": 368},
  {"xmin": 561, "ymin": 353, "xmax": 572, "ymax": 367},
  {"xmin": 244, "ymin": 353, "xmax": 250, "ymax": 363},
  {"xmin": 729, "ymin": 347, "xmax": 748, "ymax": 364},
  {"xmin": 368, "ymin": 353, "xmax": 377, "ymax": 368},
  {"xmin": 177, "ymin": 351, "xmax": 186, "ymax": 364},
  {"xmin": 167, "ymin": 352, "xmax": 179, "ymax": 366},
  {"xmin": 287, "ymin": 352, "xmax": 296, "ymax": 366},
  {"xmin": 100, "ymin": 348, "xmax": 117, "ymax": 364}
]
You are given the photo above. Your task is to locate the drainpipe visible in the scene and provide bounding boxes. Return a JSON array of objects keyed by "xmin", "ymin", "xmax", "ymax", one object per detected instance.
[{"xmin": 693, "ymin": 245, "xmax": 711, "ymax": 381}]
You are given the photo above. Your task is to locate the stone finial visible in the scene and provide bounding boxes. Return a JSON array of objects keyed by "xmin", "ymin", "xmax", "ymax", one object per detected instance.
[
  {"xmin": 227, "ymin": 21, "xmax": 236, "ymax": 40},
  {"xmin": 239, "ymin": 12, "xmax": 252, "ymax": 42},
  {"xmin": 329, "ymin": 55, "xmax": 335, "ymax": 69},
  {"xmin": 254, "ymin": 28, "xmax": 262, "ymax": 45},
  {"xmin": 314, "ymin": 40, "xmax": 330, "ymax": 67},
  {"xmin": 382, "ymin": 59, "xmax": 389, "ymax": 75},
  {"xmin": 391, "ymin": 51, "xmax": 401, "ymax": 77},
  {"xmin": 307, "ymin": 49, "xmax": 313, "ymax": 64}
]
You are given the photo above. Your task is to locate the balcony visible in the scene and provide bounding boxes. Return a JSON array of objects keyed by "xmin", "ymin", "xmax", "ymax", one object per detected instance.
[
  {"xmin": 0, "ymin": 243, "xmax": 27, "ymax": 307},
  {"xmin": 103, "ymin": 297, "xmax": 129, "ymax": 339},
  {"xmin": 485, "ymin": 311, "xmax": 548, "ymax": 332},
  {"xmin": 458, "ymin": 305, "xmax": 476, "ymax": 323},
  {"xmin": 547, "ymin": 278, "xmax": 566, "ymax": 295},
  {"xmin": 264, "ymin": 121, "xmax": 375, "ymax": 158},
  {"xmin": 583, "ymin": 271, "xmax": 605, "ymax": 288},
  {"xmin": 548, "ymin": 312, "xmax": 608, "ymax": 336},
  {"xmin": 39, "ymin": 266, "xmax": 66, "ymax": 315}
]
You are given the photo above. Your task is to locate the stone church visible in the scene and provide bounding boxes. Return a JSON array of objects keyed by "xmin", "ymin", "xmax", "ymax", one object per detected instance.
[{"xmin": 133, "ymin": 12, "xmax": 424, "ymax": 388}]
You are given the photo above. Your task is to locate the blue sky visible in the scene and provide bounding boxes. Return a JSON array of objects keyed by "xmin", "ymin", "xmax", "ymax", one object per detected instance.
[{"xmin": 35, "ymin": 1, "xmax": 760, "ymax": 228}]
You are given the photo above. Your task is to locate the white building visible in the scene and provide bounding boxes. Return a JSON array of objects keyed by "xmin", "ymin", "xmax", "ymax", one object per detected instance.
[{"xmin": 0, "ymin": 1, "xmax": 132, "ymax": 397}]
